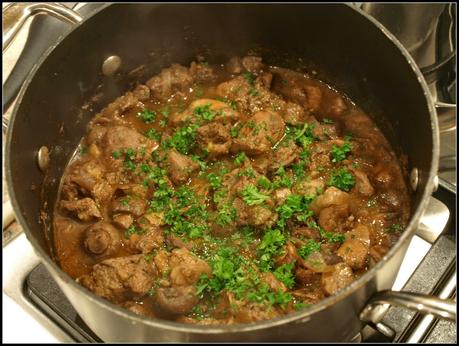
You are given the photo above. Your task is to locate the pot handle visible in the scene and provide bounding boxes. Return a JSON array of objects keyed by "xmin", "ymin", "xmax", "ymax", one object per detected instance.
[
  {"xmin": 2, "ymin": 2, "xmax": 82, "ymax": 52},
  {"xmin": 2, "ymin": 2, "xmax": 82, "ymax": 131},
  {"xmin": 436, "ymin": 101, "xmax": 456, "ymax": 134},
  {"xmin": 360, "ymin": 290, "xmax": 456, "ymax": 323}
]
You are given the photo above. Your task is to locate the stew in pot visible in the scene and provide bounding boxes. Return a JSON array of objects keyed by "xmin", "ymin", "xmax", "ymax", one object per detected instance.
[{"xmin": 53, "ymin": 56, "xmax": 411, "ymax": 324}]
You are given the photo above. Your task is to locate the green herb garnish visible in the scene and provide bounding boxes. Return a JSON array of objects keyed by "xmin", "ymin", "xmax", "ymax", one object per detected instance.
[{"xmin": 241, "ymin": 185, "xmax": 270, "ymax": 206}]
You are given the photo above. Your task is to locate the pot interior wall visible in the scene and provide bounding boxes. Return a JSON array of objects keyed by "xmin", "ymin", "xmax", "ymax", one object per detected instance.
[{"xmin": 9, "ymin": 3, "xmax": 432, "ymax": 267}]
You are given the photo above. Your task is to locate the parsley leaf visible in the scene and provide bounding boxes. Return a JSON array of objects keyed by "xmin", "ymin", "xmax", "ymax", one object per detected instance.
[
  {"xmin": 386, "ymin": 223, "xmax": 404, "ymax": 233},
  {"xmin": 273, "ymin": 263, "xmax": 296, "ymax": 289},
  {"xmin": 330, "ymin": 136, "xmax": 352, "ymax": 163},
  {"xmin": 137, "ymin": 108, "xmax": 156, "ymax": 123},
  {"xmin": 193, "ymin": 104, "xmax": 215, "ymax": 122},
  {"xmin": 145, "ymin": 128, "xmax": 161, "ymax": 141},
  {"xmin": 257, "ymin": 229, "xmax": 286, "ymax": 271},
  {"xmin": 298, "ymin": 239, "xmax": 321, "ymax": 259},
  {"xmin": 241, "ymin": 185, "xmax": 270, "ymax": 206},
  {"xmin": 162, "ymin": 123, "xmax": 199, "ymax": 155},
  {"xmin": 234, "ymin": 152, "xmax": 247, "ymax": 165},
  {"xmin": 328, "ymin": 168, "xmax": 355, "ymax": 191},
  {"xmin": 207, "ymin": 172, "xmax": 223, "ymax": 189}
]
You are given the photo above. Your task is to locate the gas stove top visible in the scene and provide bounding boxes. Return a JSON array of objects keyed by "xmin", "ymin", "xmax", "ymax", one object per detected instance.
[{"xmin": 2, "ymin": 3, "xmax": 457, "ymax": 343}]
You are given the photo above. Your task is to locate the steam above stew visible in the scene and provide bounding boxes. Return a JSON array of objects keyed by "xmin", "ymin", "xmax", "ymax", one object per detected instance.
[{"xmin": 53, "ymin": 56, "xmax": 411, "ymax": 324}]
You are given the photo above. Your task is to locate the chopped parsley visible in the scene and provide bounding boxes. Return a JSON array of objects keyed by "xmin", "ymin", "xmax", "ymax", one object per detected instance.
[
  {"xmin": 145, "ymin": 128, "xmax": 161, "ymax": 141},
  {"xmin": 257, "ymin": 176, "xmax": 273, "ymax": 190},
  {"xmin": 273, "ymin": 263, "xmax": 296, "ymax": 289},
  {"xmin": 162, "ymin": 123, "xmax": 199, "ymax": 155},
  {"xmin": 207, "ymin": 172, "xmax": 223, "ymax": 189},
  {"xmin": 230, "ymin": 122, "xmax": 243, "ymax": 138},
  {"xmin": 79, "ymin": 146, "xmax": 88, "ymax": 155},
  {"xmin": 193, "ymin": 103, "xmax": 215, "ymax": 122},
  {"xmin": 320, "ymin": 230, "xmax": 345, "ymax": 243},
  {"xmin": 216, "ymin": 203, "xmax": 237, "ymax": 226},
  {"xmin": 330, "ymin": 136, "xmax": 352, "ymax": 163},
  {"xmin": 257, "ymin": 228, "xmax": 286, "ymax": 272},
  {"xmin": 322, "ymin": 118, "xmax": 334, "ymax": 124},
  {"xmin": 241, "ymin": 185, "xmax": 270, "ymax": 206},
  {"xmin": 124, "ymin": 225, "xmax": 144, "ymax": 238},
  {"xmin": 137, "ymin": 108, "xmax": 156, "ymax": 123},
  {"xmin": 386, "ymin": 223, "xmax": 404, "ymax": 233},
  {"xmin": 275, "ymin": 194, "xmax": 315, "ymax": 229},
  {"xmin": 242, "ymin": 72, "xmax": 255, "ymax": 86},
  {"xmin": 328, "ymin": 168, "xmax": 355, "ymax": 191},
  {"xmin": 160, "ymin": 106, "xmax": 171, "ymax": 118},
  {"xmin": 298, "ymin": 239, "xmax": 321, "ymax": 259},
  {"xmin": 112, "ymin": 150, "xmax": 121, "ymax": 159},
  {"xmin": 234, "ymin": 152, "xmax": 247, "ymax": 165}
]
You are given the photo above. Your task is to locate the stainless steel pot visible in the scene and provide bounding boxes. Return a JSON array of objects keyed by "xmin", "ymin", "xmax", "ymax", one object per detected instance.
[{"xmin": 4, "ymin": 3, "xmax": 456, "ymax": 342}]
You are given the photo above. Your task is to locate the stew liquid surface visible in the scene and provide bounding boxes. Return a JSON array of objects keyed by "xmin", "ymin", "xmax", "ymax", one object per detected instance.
[{"xmin": 53, "ymin": 56, "xmax": 411, "ymax": 324}]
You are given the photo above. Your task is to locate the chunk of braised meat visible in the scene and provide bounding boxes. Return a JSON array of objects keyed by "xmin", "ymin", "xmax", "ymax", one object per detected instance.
[
  {"xmin": 257, "ymin": 71, "xmax": 273, "ymax": 89},
  {"xmin": 189, "ymin": 61, "xmax": 217, "ymax": 82},
  {"xmin": 310, "ymin": 187, "xmax": 350, "ymax": 214},
  {"xmin": 154, "ymin": 285, "xmax": 199, "ymax": 316},
  {"xmin": 370, "ymin": 232, "xmax": 399, "ymax": 263},
  {"xmin": 292, "ymin": 227, "xmax": 321, "ymax": 242},
  {"xmin": 272, "ymin": 187, "xmax": 292, "ymax": 205},
  {"xmin": 112, "ymin": 213, "xmax": 134, "ymax": 229},
  {"xmin": 321, "ymin": 262, "xmax": 355, "ymax": 296},
  {"xmin": 169, "ymin": 248, "xmax": 212, "ymax": 286},
  {"xmin": 299, "ymin": 251, "xmax": 332, "ymax": 273},
  {"xmin": 215, "ymin": 75, "xmax": 281, "ymax": 116},
  {"xmin": 241, "ymin": 56, "xmax": 264, "ymax": 72},
  {"xmin": 128, "ymin": 226, "xmax": 164, "ymax": 254},
  {"xmin": 318, "ymin": 204, "xmax": 351, "ymax": 233},
  {"xmin": 226, "ymin": 57, "xmax": 243, "ymax": 74},
  {"xmin": 293, "ymin": 178, "xmax": 325, "ymax": 196},
  {"xmin": 252, "ymin": 140, "xmax": 300, "ymax": 174},
  {"xmin": 337, "ymin": 224, "xmax": 371, "ymax": 270},
  {"xmin": 139, "ymin": 211, "xmax": 166, "ymax": 227},
  {"xmin": 102, "ymin": 125, "xmax": 158, "ymax": 159},
  {"xmin": 123, "ymin": 301, "xmax": 156, "ymax": 318},
  {"xmin": 261, "ymin": 272, "xmax": 288, "ymax": 292},
  {"xmin": 63, "ymin": 159, "xmax": 113, "ymax": 202},
  {"xmin": 234, "ymin": 301, "xmax": 283, "ymax": 323},
  {"xmin": 166, "ymin": 149, "xmax": 199, "ymax": 185},
  {"xmin": 99, "ymin": 91, "xmax": 142, "ymax": 118},
  {"xmin": 326, "ymin": 95, "xmax": 348, "ymax": 117},
  {"xmin": 197, "ymin": 123, "xmax": 232, "ymax": 158},
  {"xmin": 344, "ymin": 111, "xmax": 389, "ymax": 146},
  {"xmin": 291, "ymin": 287, "xmax": 325, "ymax": 305},
  {"xmin": 78, "ymin": 255, "xmax": 157, "ymax": 303},
  {"xmin": 111, "ymin": 195, "xmax": 147, "ymax": 217},
  {"xmin": 146, "ymin": 64, "xmax": 194, "ymax": 101},
  {"xmin": 350, "ymin": 168, "xmax": 375, "ymax": 196},
  {"xmin": 165, "ymin": 234, "xmax": 193, "ymax": 250},
  {"xmin": 295, "ymin": 267, "xmax": 317, "ymax": 286},
  {"xmin": 282, "ymin": 101, "xmax": 311, "ymax": 126},
  {"xmin": 60, "ymin": 198, "xmax": 102, "ymax": 222},
  {"xmin": 170, "ymin": 99, "xmax": 241, "ymax": 127},
  {"xmin": 83, "ymin": 222, "xmax": 122, "ymax": 256},
  {"xmin": 232, "ymin": 197, "xmax": 278, "ymax": 227},
  {"xmin": 271, "ymin": 69, "xmax": 322, "ymax": 113},
  {"xmin": 132, "ymin": 84, "xmax": 151, "ymax": 101},
  {"xmin": 153, "ymin": 250, "xmax": 170, "ymax": 277},
  {"xmin": 232, "ymin": 111, "xmax": 285, "ymax": 155},
  {"xmin": 274, "ymin": 242, "xmax": 300, "ymax": 267},
  {"xmin": 312, "ymin": 121, "xmax": 339, "ymax": 140}
]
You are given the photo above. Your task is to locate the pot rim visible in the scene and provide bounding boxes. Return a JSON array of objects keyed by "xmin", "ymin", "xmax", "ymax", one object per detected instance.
[{"xmin": 5, "ymin": 3, "xmax": 440, "ymax": 335}]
